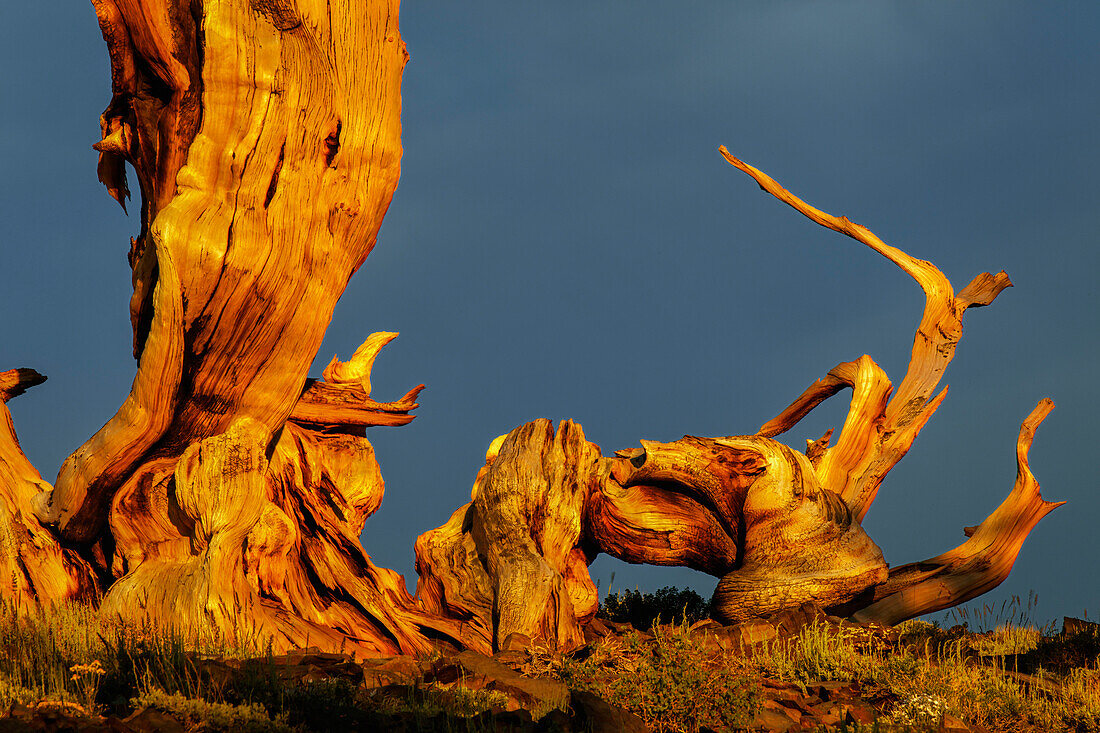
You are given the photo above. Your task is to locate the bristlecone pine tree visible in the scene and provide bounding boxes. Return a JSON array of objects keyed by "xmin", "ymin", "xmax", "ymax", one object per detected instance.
[{"xmin": 0, "ymin": 0, "xmax": 1061, "ymax": 656}]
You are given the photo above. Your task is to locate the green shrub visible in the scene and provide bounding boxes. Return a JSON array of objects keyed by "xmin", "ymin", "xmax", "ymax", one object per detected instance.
[
  {"xmin": 134, "ymin": 689, "xmax": 292, "ymax": 732},
  {"xmin": 598, "ymin": 586, "xmax": 712, "ymax": 630},
  {"xmin": 555, "ymin": 622, "xmax": 758, "ymax": 732}
]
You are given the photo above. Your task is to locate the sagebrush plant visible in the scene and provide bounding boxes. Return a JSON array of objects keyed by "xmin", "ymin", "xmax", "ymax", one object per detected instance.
[
  {"xmin": 543, "ymin": 619, "xmax": 758, "ymax": 732},
  {"xmin": 133, "ymin": 689, "xmax": 292, "ymax": 733}
]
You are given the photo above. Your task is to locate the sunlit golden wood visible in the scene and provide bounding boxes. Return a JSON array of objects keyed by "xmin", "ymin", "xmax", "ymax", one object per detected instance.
[
  {"xmin": 0, "ymin": 0, "xmax": 1059, "ymax": 652},
  {"xmin": 850, "ymin": 399, "xmax": 1063, "ymax": 625},
  {"xmin": 415, "ymin": 153, "xmax": 1059, "ymax": 634},
  {"xmin": 721, "ymin": 146, "xmax": 1013, "ymax": 523},
  {"xmin": 714, "ymin": 149, "xmax": 1057, "ymax": 622},
  {"xmin": 0, "ymin": 370, "xmax": 97, "ymax": 608},
  {"xmin": 20, "ymin": 0, "xmax": 470, "ymax": 656}
]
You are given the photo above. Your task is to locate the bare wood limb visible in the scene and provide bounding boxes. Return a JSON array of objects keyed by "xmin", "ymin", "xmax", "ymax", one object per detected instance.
[
  {"xmin": 321, "ymin": 332, "xmax": 399, "ymax": 395},
  {"xmin": 721, "ymin": 147, "xmax": 1011, "ymax": 521},
  {"xmin": 288, "ymin": 381, "xmax": 422, "ymax": 428},
  {"xmin": 805, "ymin": 428, "xmax": 834, "ymax": 465},
  {"xmin": 0, "ymin": 370, "xmax": 97, "ymax": 607},
  {"xmin": 719, "ymin": 147, "xmax": 954, "ymax": 294},
  {"xmin": 850, "ymin": 400, "xmax": 1062, "ymax": 625},
  {"xmin": 758, "ymin": 361, "xmax": 856, "ymax": 438},
  {"xmin": 289, "ymin": 334, "xmax": 423, "ymax": 429}
]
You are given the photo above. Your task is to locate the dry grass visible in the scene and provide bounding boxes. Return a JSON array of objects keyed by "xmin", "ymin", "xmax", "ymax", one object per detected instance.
[
  {"xmin": 2, "ymin": 593, "xmax": 1099, "ymax": 731},
  {"xmin": 748, "ymin": 615, "xmax": 1100, "ymax": 731},
  {"xmin": 531, "ymin": 622, "xmax": 758, "ymax": 732},
  {"xmin": 530, "ymin": 593, "xmax": 1100, "ymax": 732},
  {"xmin": 0, "ymin": 598, "xmax": 521, "ymax": 731}
]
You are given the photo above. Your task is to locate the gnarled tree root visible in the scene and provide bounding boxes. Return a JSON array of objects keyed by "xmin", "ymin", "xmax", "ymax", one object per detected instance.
[{"xmin": 0, "ymin": 369, "xmax": 97, "ymax": 608}]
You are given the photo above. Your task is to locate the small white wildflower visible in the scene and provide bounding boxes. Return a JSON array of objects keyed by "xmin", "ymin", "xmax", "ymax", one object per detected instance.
[{"xmin": 890, "ymin": 693, "xmax": 947, "ymax": 725}]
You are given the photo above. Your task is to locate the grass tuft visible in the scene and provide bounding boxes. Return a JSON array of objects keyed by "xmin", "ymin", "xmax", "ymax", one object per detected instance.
[
  {"xmin": 543, "ymin": 620, "xmax": 759, "ymax": 732},
  {"xmin": 2, "ymin": 591, "xmax": 1099, "ymax": 732}
]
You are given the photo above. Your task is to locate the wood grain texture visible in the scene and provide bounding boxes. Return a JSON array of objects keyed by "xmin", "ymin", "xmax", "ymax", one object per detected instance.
[
  {"xmin": 45, "ymin": 0, "xmax": 408, "ymax": 546},
  {"xmin": 719, "ymin": 149, "xmax": 1058, "ymax": 623},
  {"xmin": 0, "ymin": 0, "xmax": 1061, "ymax": 652},
  {"xmin": 416, "ymin": 420, "xmax": 600, "ymax": 652},
  {"xmin": 0, "ymin": 370, "xmax": 97, "ymax": 608},
  {"xmin": 848, "ymin": 400, "xmax": 1063, "ymax": 626},
  {"xmin": 26, "ymin": 0, "xmax": 459, "ymax": 655}
]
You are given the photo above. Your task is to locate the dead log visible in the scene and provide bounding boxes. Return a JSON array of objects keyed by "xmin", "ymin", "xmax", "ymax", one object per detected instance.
[{"xmin": 418, "ymin": 423, "xmax": 891, "ymax": 642}]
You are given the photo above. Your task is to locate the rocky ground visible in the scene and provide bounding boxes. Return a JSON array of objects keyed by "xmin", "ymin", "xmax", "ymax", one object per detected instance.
[{"xmin": 3, "ymin": 605, "xmax": 1094, "ymax": 732}]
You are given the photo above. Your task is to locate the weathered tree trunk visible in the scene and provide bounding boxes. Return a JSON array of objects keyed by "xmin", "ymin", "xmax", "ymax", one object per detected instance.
[
  {"xmin": 416, "ymin": 420, "xmax": 602, "ymax": 653},
  {"xmin": 15, "ymin": 0, "xmax": 465, "ymax": 656},
  {"xmin": 0, "ymin": 0, "xmax": 1060, "ymax": 656}
]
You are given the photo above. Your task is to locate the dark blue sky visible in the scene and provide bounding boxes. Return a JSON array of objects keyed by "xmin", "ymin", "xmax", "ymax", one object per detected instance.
[{"xmin": 2, "ymin": 3, "xmax": 1097, "ymax": 625}]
